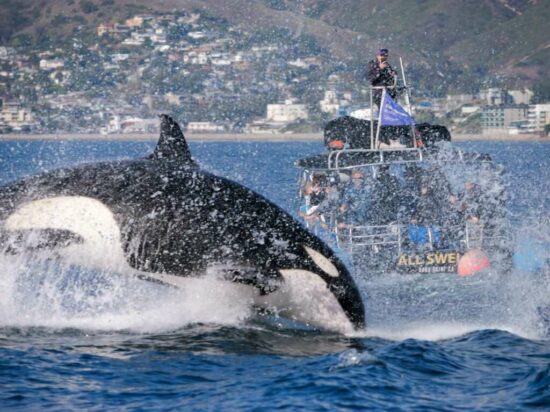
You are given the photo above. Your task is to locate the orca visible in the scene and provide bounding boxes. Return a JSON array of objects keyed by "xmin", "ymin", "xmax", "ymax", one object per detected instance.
[{"xmin": 0, "ymin": 115, "xmax": 365, "ymax": 332}]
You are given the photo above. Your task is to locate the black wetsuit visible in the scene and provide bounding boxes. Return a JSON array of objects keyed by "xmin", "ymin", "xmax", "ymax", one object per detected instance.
[{"xmin": 367, "ymin": 60, "xmax": 397, "ymax": 107}]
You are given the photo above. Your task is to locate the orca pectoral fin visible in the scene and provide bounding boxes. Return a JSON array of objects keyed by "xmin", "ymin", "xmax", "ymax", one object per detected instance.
[{"xmin": 0, "ymin": 229, "xmax": 84, "ymax": 255}]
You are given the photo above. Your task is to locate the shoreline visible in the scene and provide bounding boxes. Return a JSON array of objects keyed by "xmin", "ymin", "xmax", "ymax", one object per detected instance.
[{"xmin": 0, "ymin": 132, "xmax": 547, "ymax": 142}]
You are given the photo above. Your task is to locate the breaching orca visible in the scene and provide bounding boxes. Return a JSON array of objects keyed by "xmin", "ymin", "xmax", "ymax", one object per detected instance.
[{"xmin": 0, "ymin": 115, "xmax": 365, "ymax": 332}]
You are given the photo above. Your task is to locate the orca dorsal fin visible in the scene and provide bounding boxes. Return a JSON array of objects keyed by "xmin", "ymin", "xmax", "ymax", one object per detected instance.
[{"xmin": 152, "ymin": 115, "xmax": 194, "ymax": 162}]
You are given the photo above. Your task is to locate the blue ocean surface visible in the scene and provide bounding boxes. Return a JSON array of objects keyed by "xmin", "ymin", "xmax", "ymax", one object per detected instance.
[{"xmin": 0, "ymin": 139, "xmax": 549, "ymax": 410}]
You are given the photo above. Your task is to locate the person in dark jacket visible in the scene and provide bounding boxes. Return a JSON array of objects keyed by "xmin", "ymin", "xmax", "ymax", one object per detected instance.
[
  {"xmin": 372, "ymin": 164, "xmax": 400, "ymax": 224},
  {"xmin": 408, "ymin": 177, "xmax": 444, "ymax": 248},
  {"xmin": 367, "ymin": 48, "xmax": 397, "ymax": 108}
]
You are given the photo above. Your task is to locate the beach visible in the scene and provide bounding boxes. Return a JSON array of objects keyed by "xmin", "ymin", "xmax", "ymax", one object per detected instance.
[{"xmin": 0, "ymin": 132, "xmax": 547, "ymax": 142}]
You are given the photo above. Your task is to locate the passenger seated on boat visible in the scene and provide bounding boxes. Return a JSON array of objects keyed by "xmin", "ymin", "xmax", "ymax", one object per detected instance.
[
  {"xmin": 372, "ymin": 164, "xmax": 401, "ymax": 224},
  {"xmin": 427, "ymin": 192, "xmax": 463, "ymax": 250},
  {"xmin": 338, "ymin": 168, "xmax": 373, "ymax": 227},
  {"xmin": 408, "ymin": 178, "xmax": 446, "ymax": 248},
  {"xmin": 300, "ymin": 174, "xmax": 341, "ymax": 245},
  {"xmin": 397, "ymin": 163, "xmax": 423, "ymax": 221},
  {"xmin": 301, "ymin": 174, "xmax": 341, "ymax": 223},
  {"xmin": 477, "ymin": 164, "xmax": 507, "ymax": 236},
  {"xmin": 412, "ymin": 178, "xmax": 444, "ymax": 224},
  {"xmin": 460, "ymin": 180, "xmax": 483, "ymax": 224},
  {"xmin": 316, "ymin": 178, "xmax": 341, "ymax": 216},
  {"xmin": 300, "ymin": 174, "xmax": 327, "ymax": 222}
]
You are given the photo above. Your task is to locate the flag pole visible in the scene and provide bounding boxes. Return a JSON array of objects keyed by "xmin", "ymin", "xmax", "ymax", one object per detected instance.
[
  {"xmin": 399, "ymin": 58, "xmax": 413, "ymax": 115},
  {"xmin": 375, "ymin": 88, "xmax": 385, "ymax": 149},
  {"xmin": 400, "ymin": 57, "xmax": 416, "ymax": 148},
  {"xmin": 370, "ymin": 86, "xmax": 374, "ymax": 149}
]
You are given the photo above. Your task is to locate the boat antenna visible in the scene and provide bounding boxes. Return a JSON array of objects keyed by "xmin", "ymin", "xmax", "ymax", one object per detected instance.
[{"xmin": 400, "ymin": 57, "xmax": 416, "ymax": 148}]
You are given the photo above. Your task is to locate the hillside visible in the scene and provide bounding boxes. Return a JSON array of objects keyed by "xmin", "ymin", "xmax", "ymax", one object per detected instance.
[{"xmin": 1, "ymin": 0, "xmax": 549, "ymax": 91}]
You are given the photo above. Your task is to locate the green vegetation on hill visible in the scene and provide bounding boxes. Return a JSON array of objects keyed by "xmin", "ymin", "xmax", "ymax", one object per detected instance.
[
  {"xmin": 6, "ymin": 0, "xmax": 547, "ymax": 94},
  {"xmin": 1, "ymin": 0, "xmax": 548, "ymax": 134}
]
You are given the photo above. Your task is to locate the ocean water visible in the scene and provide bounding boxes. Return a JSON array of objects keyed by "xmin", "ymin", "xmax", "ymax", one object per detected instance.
[{"xmin": 0, "ymin": 139, "xmax": 549, "ymax": 410}]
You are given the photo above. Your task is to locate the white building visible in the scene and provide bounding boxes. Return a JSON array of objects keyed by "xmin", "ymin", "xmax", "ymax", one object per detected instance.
[
  {"xmin": 125, "ymin": 16, "xmax": 145, "ymax": 28},
  {"xmin": 188, "ymin": 31, "xmax": 206, "ymax": 40},
  {"xmin": 120, "ymin": 117, "xmax": 158, "ymax": 133},
  {"xmin": 104, "ymin": 115, "xmax": 122, "ymax": 133},
  {"xmin": 0, "ymin": 102, "xmax": 33, "ymax": 129},
  {"xmin": 111, "ymin": 53, "xmax": 130, "ymax": 62},
  {"xmin": 184, "ymin": 51, "xmax": 209, "ymax": 65},
  {"xmin": 479, "ymin": 88, "xmax": 511, "ymax": 106},
  {"xmin": 319, "ymin": 91, "xmax": 340, "ymax": 114},
  {"xmin": 461, "ymin": 105, "xmax": 480, "ymax": 115},
  {"xmin": 102, "ymin": 115, "xmax": 158, "ymax": 134},
  {"xmin": 527, "ymin": 104, "xmax": 550, "ymax": 133},
  {"xmin": 350, "ymin": 107, "xmax": 374, "ymax": 120},
  {"xmin": 266, "ymin": 101, "xmax": 308, "ymax": 123},
  {"xmin": 187, "ymin": 122, "xmax": 225, "ymax": 133},
  {"xmin": 39, "ymin": 59, "xmax": 64, "ymax": 70},
  {"xmin": 0, "ymin": 47, "xmax": 16, "ymax": 59},
  {"xmin": 481, "ymin": 105, "xmax": 529, "ymax": 134},
  {"xmin": 446, "ymin": 94, "xmax": 475, "ymax": 110},
  {"xmin": 122, "ymin": 33, "xmax": 144, "ymax": 46},
  {"xmin": 508, "ymin": 89, "xmax": 534, "ymax": 105},
  {"xmin": 288, "ymin": 59, "xmax": 310, "ymax": 69}
]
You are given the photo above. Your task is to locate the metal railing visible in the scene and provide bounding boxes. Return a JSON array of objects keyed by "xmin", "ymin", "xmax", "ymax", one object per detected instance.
[
  {"xmin": 326, "ymin": 147, "xmax": 423, "ymax": 170},
  {"xmin": 336, "ymin": 223, "xmax": 402, "ymax": 254},
  {"xmin": 333, "ymin": 220, "xmax": 512, "ymax": 256}
]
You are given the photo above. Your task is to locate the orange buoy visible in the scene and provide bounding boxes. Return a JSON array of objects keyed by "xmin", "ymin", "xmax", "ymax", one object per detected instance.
[{"xmin": 457, "ymin": 249, "xmax": 491, "ymax": 277}]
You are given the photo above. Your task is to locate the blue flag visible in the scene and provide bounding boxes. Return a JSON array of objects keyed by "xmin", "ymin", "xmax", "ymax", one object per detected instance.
[{"xmin": 379, "ymin": 92, "xmax": 415, "ymax": 126}]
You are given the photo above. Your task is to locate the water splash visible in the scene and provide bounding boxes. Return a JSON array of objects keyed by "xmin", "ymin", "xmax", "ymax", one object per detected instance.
[{"xmin": 0, "ymin": 253, "xmax": 254, "ymax": 333}]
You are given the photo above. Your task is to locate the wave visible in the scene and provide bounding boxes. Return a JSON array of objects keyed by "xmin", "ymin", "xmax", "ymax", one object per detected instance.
[{"xmin": 0, "ymin": 253, "xmax": 254, "ymax": 333}]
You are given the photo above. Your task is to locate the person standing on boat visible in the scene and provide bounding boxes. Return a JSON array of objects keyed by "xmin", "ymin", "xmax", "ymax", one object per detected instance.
[{"xmin": 367, "ymin": 48, "xmax": 398, "ymax": 109}]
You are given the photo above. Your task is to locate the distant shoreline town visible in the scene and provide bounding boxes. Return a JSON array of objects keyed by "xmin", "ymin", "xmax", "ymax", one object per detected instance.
[{"xmin": 0, "ymin": 10, "xmax": 548, "ymax": 139}]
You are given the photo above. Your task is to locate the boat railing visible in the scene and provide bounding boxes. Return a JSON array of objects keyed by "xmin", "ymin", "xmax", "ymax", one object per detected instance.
[
  {"xmin": 334, "ymin": 220, "xmax": 512, "ymax": 254},
  {"xmin": 464, "ymin": 221, "xmax": 483, "ymax": 249},
  {"xmin": 326, "ymin": 147, "xmax": 423, "ymax": 170},
  {"xmin": 336, "ymin": 223, "xmax": 402, "ymax": 252},
  {"xmin": 463, "ymin": 219, "xmax": 514, "ymax": 250}
]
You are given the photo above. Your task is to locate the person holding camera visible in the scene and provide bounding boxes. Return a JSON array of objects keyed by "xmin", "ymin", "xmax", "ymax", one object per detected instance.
[{"xmin": 367, "ymin": 48, "xmax": 398, "ymax": 109}]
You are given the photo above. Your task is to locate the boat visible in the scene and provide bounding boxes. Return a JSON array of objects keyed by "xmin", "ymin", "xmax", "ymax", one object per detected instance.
[{"xmin": 295, "ymin": 62, "xmax": 513, "ymax": 277}]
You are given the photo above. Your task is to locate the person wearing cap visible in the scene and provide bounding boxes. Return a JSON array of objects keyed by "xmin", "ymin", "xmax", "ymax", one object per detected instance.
[{"xmin": 367, "ymin": 48, "xmax": 398, "ymax": 108}]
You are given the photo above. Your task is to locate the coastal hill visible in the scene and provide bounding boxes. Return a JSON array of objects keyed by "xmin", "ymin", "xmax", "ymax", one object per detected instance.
[{"xmin": 2, "ymin": 0, "xmax": 549, "ymax": 90}]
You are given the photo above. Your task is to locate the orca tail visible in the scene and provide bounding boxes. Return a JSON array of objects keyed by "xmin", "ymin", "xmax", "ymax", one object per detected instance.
[{"xmin": 151, "ymin": 114, "xmax": 194, "ymax": 163}]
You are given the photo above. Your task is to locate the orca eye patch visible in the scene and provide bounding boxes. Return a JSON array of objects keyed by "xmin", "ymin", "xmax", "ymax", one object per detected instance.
[{"xmin": 304, "ymin": 246, "xmax": 339, "ymax": 278}]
